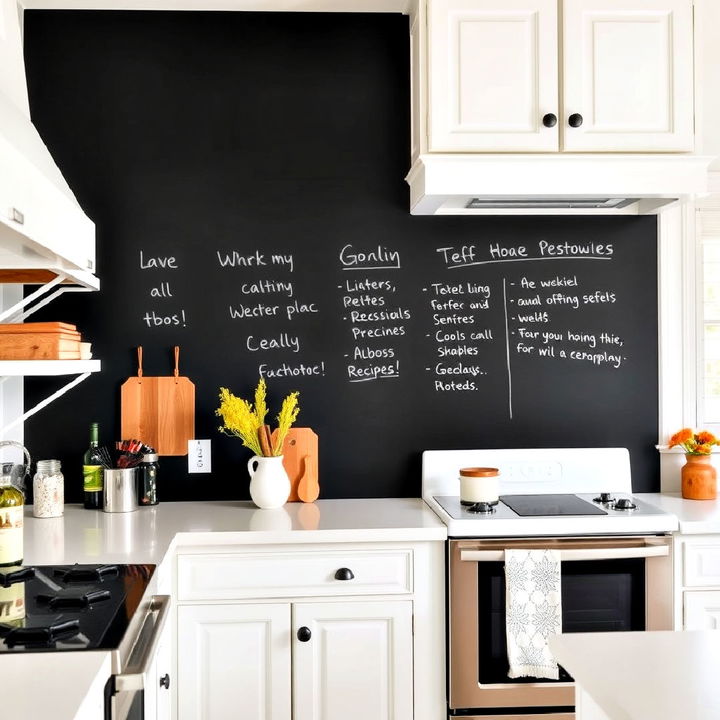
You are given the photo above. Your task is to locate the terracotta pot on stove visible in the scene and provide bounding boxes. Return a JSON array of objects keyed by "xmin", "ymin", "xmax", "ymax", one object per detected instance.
[
  {"xmin": 681, "ymin": 454, "xmax": 717, "ymax": 500},
  {"xmin": 459, "ymin": 467, "xmax": 500, "ymax": 504}
]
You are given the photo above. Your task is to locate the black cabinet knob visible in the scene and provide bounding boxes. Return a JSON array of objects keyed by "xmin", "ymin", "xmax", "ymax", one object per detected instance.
[
  {"xmin": 542, "ymin": 113, "xmax": 557, "ymax": 128},
  {"xmin": 297, "ymin": 626, "xmax": 312, "ymax": 642},
  {"xmin": 568, "ymin": 113, "xmax": 584, "ymax": 128},
  {"xmin": 334, "ymin": 567, "xmax": 355, "ymax": 581},
  {"xmin": 160, "ymin": 673, "xmax": 171, "ymax": 690}
]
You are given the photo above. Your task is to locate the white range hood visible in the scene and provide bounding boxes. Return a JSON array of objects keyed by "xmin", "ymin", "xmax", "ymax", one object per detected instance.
[
  {"xmin": 0, "ymin": 87, "xmax": 97, "ymax": 288},
  {"xmin": 406, "ymin": 154, "xmax": 714, "ymax": 215}
]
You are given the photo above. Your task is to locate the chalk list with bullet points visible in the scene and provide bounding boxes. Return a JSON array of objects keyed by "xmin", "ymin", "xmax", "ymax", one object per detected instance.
[{"xmin": 133, "ymin": 220, "xmax": 656, "ymax": 422}]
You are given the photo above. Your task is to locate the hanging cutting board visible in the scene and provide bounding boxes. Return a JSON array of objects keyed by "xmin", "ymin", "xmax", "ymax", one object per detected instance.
[
  {"xmin": 121, "ymin": 346, "xmax": 195, "ymax": 456},
  {"xmin": 273, "ymin": 428, "xmax": 319, "ymax": 502}
]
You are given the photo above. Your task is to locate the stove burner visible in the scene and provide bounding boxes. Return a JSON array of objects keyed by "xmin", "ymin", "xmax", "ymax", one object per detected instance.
[
  {"xmin": 466, "ymin": 501, "xmax": 497, "ymax": 514},
  {"xmin": 0, "ymin": 567, "xmax": 35, "ymax": 588},
  {"xmin": 614, "ymin": 498, "xmax": 637, "ymax": 511},
  {"xmin": 593, "ymin": 493, "xmax": 616, "ymax": 504},
  {"xmin": 53, "ymin": 565, "xmax": 119, "ymax": 584},
  {"xmin": 36, "ymin": 589, "xmax": 111, "ymax": 611},
  {"xmin": 0, "ymin": 619, "xmax": 81, "ymax": 648}
]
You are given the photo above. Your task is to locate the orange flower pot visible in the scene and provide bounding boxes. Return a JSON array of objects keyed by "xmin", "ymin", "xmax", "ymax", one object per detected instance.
[{"xmin": 681, "ymin": 454, "xmax": 717, "ymax": 500}]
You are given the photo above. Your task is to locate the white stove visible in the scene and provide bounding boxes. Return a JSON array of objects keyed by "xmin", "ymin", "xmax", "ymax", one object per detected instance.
[{"xmin": 422, "ymin": 447, "xmax": 678, "ymax": 537}]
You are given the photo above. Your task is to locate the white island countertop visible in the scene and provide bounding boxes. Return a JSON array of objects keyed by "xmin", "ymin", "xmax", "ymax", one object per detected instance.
[{"xmin": 550, "ymin": 630, "xmax": 720, "ymax": 720}]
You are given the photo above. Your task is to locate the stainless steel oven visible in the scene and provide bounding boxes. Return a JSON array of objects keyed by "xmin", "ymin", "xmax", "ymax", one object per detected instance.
[
  {"xmin": 105, "ymin": 594, "xmax": 170, "ymax": 720},
  {"xmin": 448, "ymin": 535, "xmax": 673, "ymax": 718}
]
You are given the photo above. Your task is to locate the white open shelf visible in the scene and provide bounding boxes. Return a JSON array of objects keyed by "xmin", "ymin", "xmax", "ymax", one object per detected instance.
[
  {"xmin": 0, "ymin": 359, "xmax": 100, "ymax": 376},
  {"xmin": 0, "ymin": 360, "xmax": 101, "ymax": 435}
]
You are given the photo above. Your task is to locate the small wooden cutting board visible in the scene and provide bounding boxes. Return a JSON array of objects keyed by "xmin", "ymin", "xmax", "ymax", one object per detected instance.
[
  {"xmin": 273, "ymin": 428, "xmax": 319, "ymax": 502},
  {"xmin": 121, "ymin": 346, "xmax": 195, "ymax": 456}
]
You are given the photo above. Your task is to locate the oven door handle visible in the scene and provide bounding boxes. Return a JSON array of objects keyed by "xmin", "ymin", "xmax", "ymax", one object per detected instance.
[
  {"xmin": 460, "ymin": 545, "xmax": 670, "ymax": 562},
  {"xmin": 114, "ymin": 594, "xmax": 170, "ymax": 692}
]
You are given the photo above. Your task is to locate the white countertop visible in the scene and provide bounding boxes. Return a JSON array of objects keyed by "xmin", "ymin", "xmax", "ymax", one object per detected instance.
[
  {"xmin": 636, "ymin": 492, "xmax": 720, "ymax": 534},
  {"xmin": 12, "ymin": 498, "xmax": 445, "ymax": 720},
  {"xmin": 23, "ymin": 497, "xmax": 447, "ymax": 566},
  {"xmin": 550, "ymin": 630, "xmax": 720, "ymax": 720}
]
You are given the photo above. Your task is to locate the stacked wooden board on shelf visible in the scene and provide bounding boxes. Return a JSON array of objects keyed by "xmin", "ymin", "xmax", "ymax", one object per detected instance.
[{"xmin": 0, "ymin": 322, "xmax": 86, "ymax": 360}]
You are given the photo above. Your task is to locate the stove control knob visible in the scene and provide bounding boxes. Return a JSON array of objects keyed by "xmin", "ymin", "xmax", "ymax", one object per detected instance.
[
  {"xmin": 615, "ymin": 498, "xmax": 637, "ymax": 510},
  {"xmin": 593, "ymin": 493, "xmax": 615, "ymax": 504}
]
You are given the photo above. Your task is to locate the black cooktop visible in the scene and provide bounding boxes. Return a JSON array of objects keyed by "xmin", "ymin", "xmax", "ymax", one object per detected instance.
[
  {"xmin": 0, "ymin": 564, "xmax": 154, "ymax": 652},
  {"xmin": 499, "ymin": 494, "xmax": 607, "ymax": 517}
]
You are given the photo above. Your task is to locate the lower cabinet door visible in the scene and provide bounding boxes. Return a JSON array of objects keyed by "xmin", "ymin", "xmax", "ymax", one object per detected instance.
[
  {"xmin": 178, "ymin": 603, "xmax": 291, "ymax": 720},
  {"xmin": 684, "ymin": 591, "xmax": 720, "ymax": 630},
  {"xmin": 292, "ymin": 600, "xmax": 413, "ymax": 720}
]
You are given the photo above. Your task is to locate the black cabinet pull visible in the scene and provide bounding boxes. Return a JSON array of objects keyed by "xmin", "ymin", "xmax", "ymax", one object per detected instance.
[
  {"xmin": 568, "ymin": 113, "xmax": 584, "ymax": 128},
  {"xmin": 160, "ymin": 674, "xmax": 171, "ymax": 690},
  {"xmin": 334, "ymin": 567, "xmax": 355, "ymax": 581},
  {"xmin": 542, "ymin": 113, "xmax": 557, "ymax": 128},
  {"xmin": 297, "ymin": 626, "xmax": 312, "ymax": 642}
]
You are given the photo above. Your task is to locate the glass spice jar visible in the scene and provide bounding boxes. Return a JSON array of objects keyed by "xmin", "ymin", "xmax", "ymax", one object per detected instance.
[
  {"xmin": 138, "ymin": 453, "xmax": 159, "ymax": 506},
  {"xmin": 33, "ymin": 459, "xmax": 64, "ymax": 518}
]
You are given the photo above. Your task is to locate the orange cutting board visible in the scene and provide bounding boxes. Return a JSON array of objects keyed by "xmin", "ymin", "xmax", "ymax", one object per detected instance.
[
  {"xmin": 121, "ymin": 347, "xmax": 195, "ymax": 456},
  {"xmin": 274, "ymin": 428, "xmax": 319, "ymax": 502}
]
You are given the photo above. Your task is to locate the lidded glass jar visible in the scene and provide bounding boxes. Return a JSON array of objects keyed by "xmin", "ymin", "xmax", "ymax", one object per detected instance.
[
  {"xmin": 33, "ymin": 460, "xmax": 64, "ymax": 518},
  {"xmin": 459, "ymin": 467, "xmax": 500, "ymax": 505},
  {"xmin": 138, "ymin": 453, "xmax": 159, "ymax": 506}
]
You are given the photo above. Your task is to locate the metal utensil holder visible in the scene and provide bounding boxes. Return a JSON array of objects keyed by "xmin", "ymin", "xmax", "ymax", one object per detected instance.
[{"xmin": 0, "ymin": 440, "xmax": 32, "ymax": 494}]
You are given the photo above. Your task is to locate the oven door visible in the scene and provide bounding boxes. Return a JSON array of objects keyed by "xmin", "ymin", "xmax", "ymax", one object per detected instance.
[
  {"xmin": 105, "ymin": 595, "xmax": 170, "ymax": 720},
  {"xmin": 448, "ymin": 536, "xmax": 672, "ymax": 716}
]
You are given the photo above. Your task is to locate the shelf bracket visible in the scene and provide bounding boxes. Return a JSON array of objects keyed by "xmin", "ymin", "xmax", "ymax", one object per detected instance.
[
  {"xmin": 0, "ymin": 371, "xmax": 92, "ymax": 437},
  {"xmin": 0, "ymin": 273, "xmax": 94, "ymax": 323}
]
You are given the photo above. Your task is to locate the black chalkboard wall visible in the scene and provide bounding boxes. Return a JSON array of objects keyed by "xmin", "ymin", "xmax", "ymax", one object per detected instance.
[{"xmin": 22, "ymin": 11, "xmax": 659, "ymax": 502}]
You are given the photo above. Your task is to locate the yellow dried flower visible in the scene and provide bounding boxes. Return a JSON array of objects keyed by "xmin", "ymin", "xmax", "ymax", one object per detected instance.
[{"xmin": 216, "ymin": 379, "xmax": 300, "ymax": 457}]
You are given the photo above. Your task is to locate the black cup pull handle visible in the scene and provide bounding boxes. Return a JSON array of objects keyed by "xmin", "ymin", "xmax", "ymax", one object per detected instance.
[
  {"xmin": 542, "ymin": 113, "xmax": 557, "ymax": 128},
  {"xmin": 297, "ymin": 626, "xmax": 312, "ymax": 642},
  {"xmin": 568, "ymin": 113, "xmax": 584, "ymax": 128},
  {"xmin": 160, "ymin": 673, "xmax": 170, "ymax": 689},
  {"xmin": 334, "ymin": 567, "xmax": 355, "ymax": 581}
]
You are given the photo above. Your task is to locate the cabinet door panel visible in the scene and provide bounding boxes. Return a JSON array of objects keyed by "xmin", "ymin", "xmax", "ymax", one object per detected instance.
[
  {"xmin": 563, "ymin": 0, "xmax": 693, "ymax": 151},
  {"xmin": 178, "ymin": 604, "xmax": 291, "ymax": 720},
  {"xmin": 428, "ymin": 0, "xmax": 558, "ymax": 151},
  {"xmin": 293, "ymin": 600, "xmax": 413, "ymax": 720},
  {"xmin": 684, "ymin": 591, "xmax": 720, "ymax": 631}
]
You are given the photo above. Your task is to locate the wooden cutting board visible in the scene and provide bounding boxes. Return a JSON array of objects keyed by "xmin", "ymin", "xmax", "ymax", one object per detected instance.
[
  {"xmin": 274, "ymin": 428, "xmax": 319, "ymax": 502},
  {"xmin": 121, "ymin": 346, "xmax": 195, "ymax": 456}
]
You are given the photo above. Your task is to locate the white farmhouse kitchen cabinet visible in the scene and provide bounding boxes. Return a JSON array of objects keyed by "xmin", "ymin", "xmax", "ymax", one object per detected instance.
[
  {"xmin": 175, "ymin": 540, "xmax": 443, "ymax": 720},
  {"xmin": 424, "ymin": 0, "xmax": 694, "ymax": 153},
  {"xmin": 674, "ymin": 535, "xmax": 720, "ymax": 630}
]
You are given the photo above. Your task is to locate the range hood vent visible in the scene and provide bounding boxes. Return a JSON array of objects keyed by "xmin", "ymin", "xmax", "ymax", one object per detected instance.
[
  {"xmin": 406, "ymin": 155, "xmax": 713, "ymax": 216},
  {"xmin": 466, "ymin": 197, "xmax": 640, "ymax": 210}
]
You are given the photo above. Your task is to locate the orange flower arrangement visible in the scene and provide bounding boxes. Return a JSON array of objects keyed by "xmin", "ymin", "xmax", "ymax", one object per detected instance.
[{"xmin": 669, "ymin": 428, "xmax": 720, "ymax": 455}]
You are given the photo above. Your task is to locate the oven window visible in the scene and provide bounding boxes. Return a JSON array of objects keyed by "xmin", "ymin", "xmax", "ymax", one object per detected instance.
[{"xmin": 477, "ymin": 559, "xmax": 646, "ymax": 684}]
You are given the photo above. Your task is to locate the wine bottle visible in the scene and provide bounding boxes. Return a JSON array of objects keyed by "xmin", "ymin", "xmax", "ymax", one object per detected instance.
[
  {"xmin": 0, "ymin": 471, "xmax": 23, "ymax": 567},
  {"xmin": 83, "ymin": 422, "xmax": 104, "ymax": 510}
]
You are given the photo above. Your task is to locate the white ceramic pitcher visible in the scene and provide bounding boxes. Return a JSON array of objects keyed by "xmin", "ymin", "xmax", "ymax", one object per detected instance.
[{"xmin": 247, "ymin": 455, "xmax": 291, "ymax": 509}]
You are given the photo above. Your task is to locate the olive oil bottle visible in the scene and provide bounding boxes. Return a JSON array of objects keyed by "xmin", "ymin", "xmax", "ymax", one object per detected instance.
[{"xmin": 0, "ymin": 470, "xmax": 23, "ymax": 567}]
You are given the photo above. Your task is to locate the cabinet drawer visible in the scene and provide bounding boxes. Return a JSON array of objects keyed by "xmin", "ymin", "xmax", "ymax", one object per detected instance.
[
  {"xmin": 683, "ymin": 541, "xmax": 720, "ymax": 587},
  {"xmin": 177, "ymin": 549, "xmax": 413, "ymax": 601}
]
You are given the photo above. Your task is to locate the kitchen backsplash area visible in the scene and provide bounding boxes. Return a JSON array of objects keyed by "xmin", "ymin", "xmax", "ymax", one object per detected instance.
[{"xmin": 22, "ymin": 10, "xmax": 659, "ymax": 502}]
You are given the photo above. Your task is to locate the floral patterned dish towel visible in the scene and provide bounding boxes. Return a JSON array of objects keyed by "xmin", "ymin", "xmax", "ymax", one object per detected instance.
[{"xmin": 504, "ymin": 548, "xmax": 562, "ymax": 680}]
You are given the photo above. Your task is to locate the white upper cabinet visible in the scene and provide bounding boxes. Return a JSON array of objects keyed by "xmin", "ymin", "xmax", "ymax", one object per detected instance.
[
  {"xmin": 425, "ymin": 0, "xmax": 694, "ymax": 153},
  {"xmin": 562, "ymin": 0, "xmax": 694, "ymax": 151},
  {"xmin": 428, "ymin": 0, "xmax": 559, "ymax": 152}
]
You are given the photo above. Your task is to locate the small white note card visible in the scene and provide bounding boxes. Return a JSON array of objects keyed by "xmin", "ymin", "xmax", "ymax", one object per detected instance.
[{"xmin": 188, "ymin": 439, "xmax": 212, "ymax": 473}]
